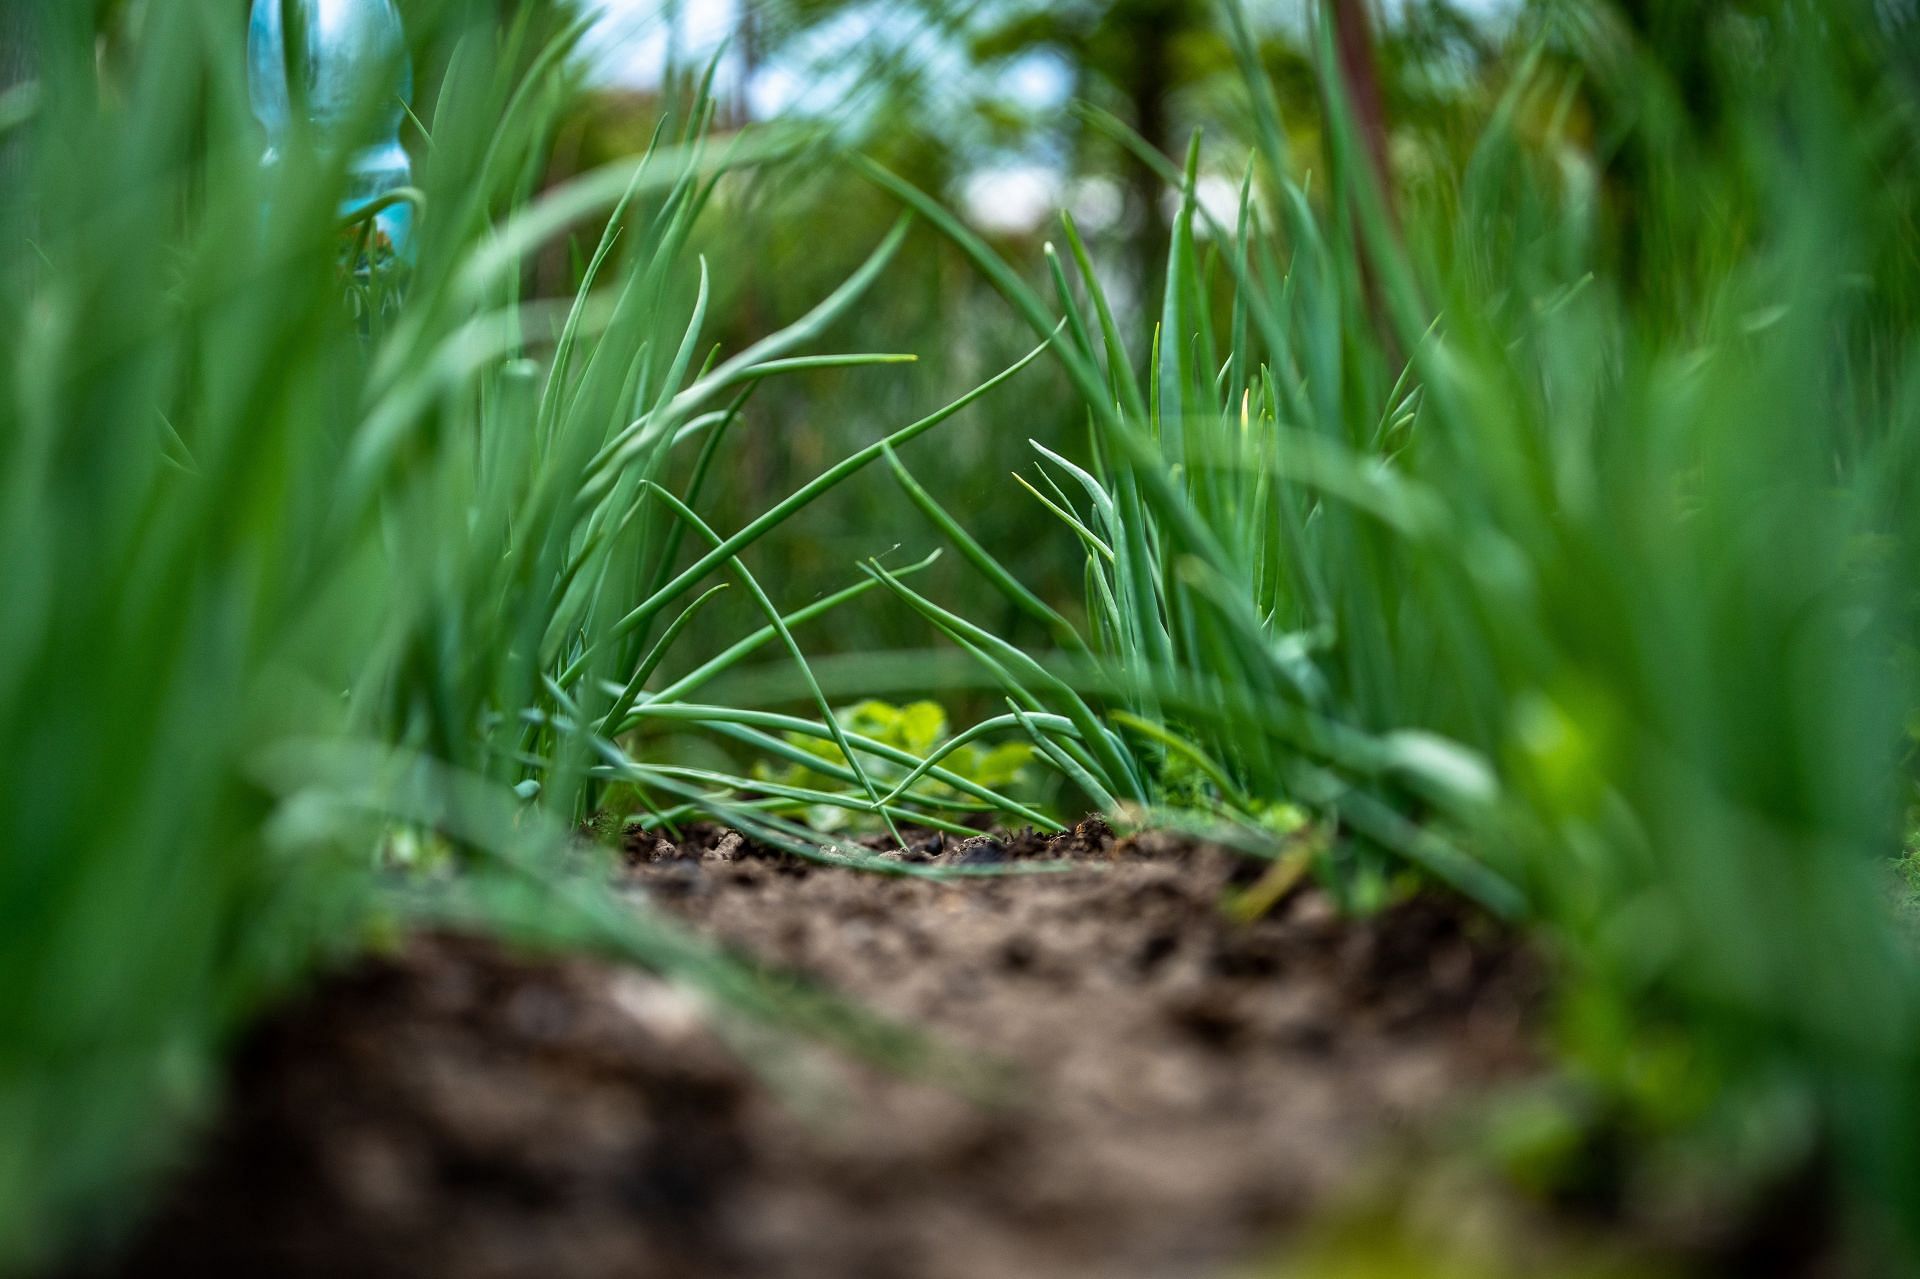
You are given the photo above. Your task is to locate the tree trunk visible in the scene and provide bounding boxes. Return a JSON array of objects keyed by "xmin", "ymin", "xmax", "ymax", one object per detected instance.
[{"xmin": 1120, "ymin": 0, "xmax": 1177, "ymax": 299}]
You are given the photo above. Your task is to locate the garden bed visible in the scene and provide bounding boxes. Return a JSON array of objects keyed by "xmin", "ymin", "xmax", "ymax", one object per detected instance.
[{"xmin": 84, "ymin": 823, "xmax": 1542, "ymax": 1278}]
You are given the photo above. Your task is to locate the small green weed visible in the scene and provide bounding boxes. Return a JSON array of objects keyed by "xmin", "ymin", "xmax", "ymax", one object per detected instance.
[{"xmin": 751, "ymin": 699, "xmax": 1038, "ymax": 833}]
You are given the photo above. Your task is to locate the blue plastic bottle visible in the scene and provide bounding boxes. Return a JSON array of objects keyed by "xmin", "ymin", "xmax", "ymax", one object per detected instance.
[{"xmin": 248, "ymin": 0, "xmax": 415, "ymax": 268}]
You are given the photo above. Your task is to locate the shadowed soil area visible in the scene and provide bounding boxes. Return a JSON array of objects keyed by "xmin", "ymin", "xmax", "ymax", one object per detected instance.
[{"xmin": 79, "ymin": 821, "xmax": 1543, "ymax": 1278}]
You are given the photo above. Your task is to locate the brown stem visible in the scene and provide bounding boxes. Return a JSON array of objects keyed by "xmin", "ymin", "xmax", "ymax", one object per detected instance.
[
  {"xmin": 1328, "ymin": 0, "xmax": 1394, "ymax": 229},
  {"xmin": 1325, "ymin": 0, "xmax": 1402, "ymax": 368}
]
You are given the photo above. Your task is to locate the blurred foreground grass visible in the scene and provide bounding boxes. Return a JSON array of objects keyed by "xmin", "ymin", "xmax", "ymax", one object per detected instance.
[{"xmin": 0, "ymin": 0, "xmax": 1038, "ymax": 1266}]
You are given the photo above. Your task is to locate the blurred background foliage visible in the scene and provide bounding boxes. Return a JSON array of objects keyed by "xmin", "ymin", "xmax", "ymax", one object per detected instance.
[
  {"xmin": 409, "ymin": 0, "xmax": 1920, "ymax": 682},
  {"xmin": 443, "ymin": 0, "xmax": 1542, "ymax": 669}
]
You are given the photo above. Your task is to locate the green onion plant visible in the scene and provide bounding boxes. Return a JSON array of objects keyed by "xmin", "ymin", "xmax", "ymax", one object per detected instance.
[
  {"xmin": 0, "ymin": 2, "xmax": 1038, "ymax": 1267},
  {"xmin": 864, "ymin": 0, "xmax": 1920, "ymax": 1255}
]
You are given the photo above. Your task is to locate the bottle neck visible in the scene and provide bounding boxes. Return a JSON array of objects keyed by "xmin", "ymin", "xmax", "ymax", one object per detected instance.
[
  {"xmin": 248, "ymin": 0, "xmax": 416, "ymax": 266},
  {"xmin": 249, "ymin": 0, "xmax": 411, "ymax": 157}
]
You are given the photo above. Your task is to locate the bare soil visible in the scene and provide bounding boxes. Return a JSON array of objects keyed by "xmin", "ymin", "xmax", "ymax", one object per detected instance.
[{"xmin": 79, "ymin": 819, "xmax": 1544, "ymax": 1278}]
